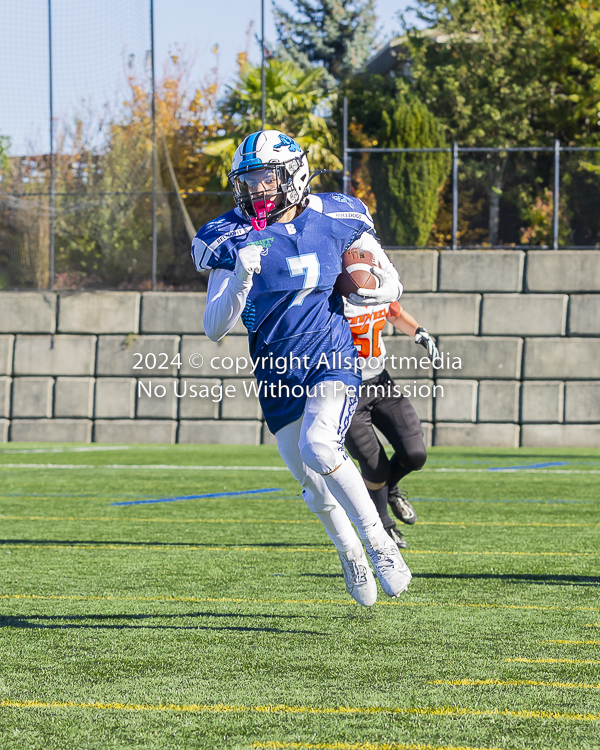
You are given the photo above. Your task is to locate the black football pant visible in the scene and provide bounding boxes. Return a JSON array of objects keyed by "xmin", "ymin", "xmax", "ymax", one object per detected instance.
[{"xmin": 344, "ymin": 369, "xmax": 427, "ymax": 528}]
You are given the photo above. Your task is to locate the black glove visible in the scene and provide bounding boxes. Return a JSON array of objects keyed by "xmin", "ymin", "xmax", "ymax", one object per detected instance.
[{"xmin": 414, "ymin": 327, "xmax": 440, "ymax": 363}]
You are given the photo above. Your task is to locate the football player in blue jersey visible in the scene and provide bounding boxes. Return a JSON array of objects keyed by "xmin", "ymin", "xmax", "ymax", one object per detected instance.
[{"xmin": 192, "ymin": 130, "xmax": 411, "ymax": 607}]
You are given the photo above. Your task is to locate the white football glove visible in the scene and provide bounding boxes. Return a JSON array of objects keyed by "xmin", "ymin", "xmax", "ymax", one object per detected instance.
[
  {"xmin": 348, "ymin": 266, "xmax": 403, "ymax": 306},
  {"xmin": 234, "ymin": 244, "xmax": 262, "ymax": 283},
  {"xmin": 415, "ymin": 327, "xmax": 440, "ymax": 363}
]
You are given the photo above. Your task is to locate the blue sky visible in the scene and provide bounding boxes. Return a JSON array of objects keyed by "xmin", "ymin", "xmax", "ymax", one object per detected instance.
[{"xmin": 0, "ymin": 0, "xmax": 415, "ymax": 156}]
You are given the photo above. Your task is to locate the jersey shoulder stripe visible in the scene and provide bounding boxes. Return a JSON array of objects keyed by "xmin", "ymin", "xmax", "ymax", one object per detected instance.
[
  {"xmin": 191, "ymin": 209, "xmax": 252, "ymax": 271},
  {"xmin": 191, "ymin": 236, "xmax": 212, "ymax": 271}
]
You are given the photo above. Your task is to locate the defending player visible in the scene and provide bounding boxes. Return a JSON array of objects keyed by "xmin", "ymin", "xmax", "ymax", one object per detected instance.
[
  {"xmin": 344, "ymin": 299, "xmax": 440, "ymax": 548},
  {"xmin": 192, "ymin": 129, "xmax": 411, "ymax": 607}
]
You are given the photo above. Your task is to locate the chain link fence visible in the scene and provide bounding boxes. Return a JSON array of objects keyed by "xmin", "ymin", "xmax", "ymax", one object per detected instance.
[
  {"xmin": 344, "ymin": 145, "xmax": 600, "ymax": 250},
  {"xmin": 342, "ymin": 101, "xmax": 600, "ymax": 250},
  {"xmin": 0, "ymin": 0, "xmax": 232, "ymax": 292},
  {"xmin": 2, "ymin": 8, "xmax": 600, "ymax": 292}
]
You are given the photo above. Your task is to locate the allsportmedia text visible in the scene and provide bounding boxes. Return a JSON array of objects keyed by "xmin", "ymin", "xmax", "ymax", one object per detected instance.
[
  {"xmin": 207, "ymin": 351, "xmax": 462, "ymax": 375},
  {"xmin": 137, "ymin": 380, "xmax": 444, "ymax": 402}
]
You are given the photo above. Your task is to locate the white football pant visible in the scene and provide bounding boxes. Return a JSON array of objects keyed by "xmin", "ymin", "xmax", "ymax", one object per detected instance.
[{"xmin": 275, "ymin": 380, "xmax": 390, "ymax": 552}]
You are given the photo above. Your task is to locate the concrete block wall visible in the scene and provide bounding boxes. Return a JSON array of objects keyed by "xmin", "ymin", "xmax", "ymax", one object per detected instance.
[
  {"xmin": 386, "ymin": 249, "xmax": 600, "ymax": 447},
  {"xmin": 0, "ymin": 249, "xmax": 598, "ymax": 447}
]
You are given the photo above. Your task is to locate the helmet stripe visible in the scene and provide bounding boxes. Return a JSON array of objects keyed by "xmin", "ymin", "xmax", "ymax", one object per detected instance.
[{"xmin": 243, "ymin": 132, "xmax": 261, "ymax": 159}]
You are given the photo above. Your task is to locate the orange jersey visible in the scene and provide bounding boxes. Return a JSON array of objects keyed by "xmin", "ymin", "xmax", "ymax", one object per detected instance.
[{"xmin": 344, "ymin": 301, "xmax": 401, "ymax": 380}]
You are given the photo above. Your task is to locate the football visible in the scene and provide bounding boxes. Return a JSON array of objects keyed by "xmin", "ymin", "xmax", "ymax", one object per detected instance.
[{"xmin": 335, "ymin": 248, "xmax": 380, "ymax": 298}]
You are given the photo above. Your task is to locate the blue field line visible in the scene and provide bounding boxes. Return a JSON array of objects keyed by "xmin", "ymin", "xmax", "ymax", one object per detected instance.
[
  {"xmin": 111, "ymin": 488, "xmax": 283, "ymax": 507},
  {"xmin": 412, "ymin": 497, "xmax": 596, "ymax": 505},
  {"xmin": 487, "ymin": 461, "xmax": 571, "ymax": 471}
]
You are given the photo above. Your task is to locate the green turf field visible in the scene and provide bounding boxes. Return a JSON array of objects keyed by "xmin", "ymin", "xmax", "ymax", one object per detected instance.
[{"xmin": 0, "ymin": 444, "xmax": 599, "ymax": 750}]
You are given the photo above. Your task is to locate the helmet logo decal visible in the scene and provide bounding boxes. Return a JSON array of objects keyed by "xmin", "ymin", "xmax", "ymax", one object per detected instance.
[{"xmin": 273, "ymin": 134, "xmax": 302, "ymax": 153}]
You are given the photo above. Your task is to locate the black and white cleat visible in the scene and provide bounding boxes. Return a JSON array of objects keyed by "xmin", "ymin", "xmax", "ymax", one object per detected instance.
[
  {"xmin": 387, "ymin": 526, "xmax": 408, "ymax": 549},
  {"xmin": 388, "ymin": 486, "xmax": 418, "ymax": 525}
]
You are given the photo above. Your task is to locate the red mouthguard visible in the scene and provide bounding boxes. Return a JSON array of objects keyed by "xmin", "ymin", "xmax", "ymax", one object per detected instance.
[{"xmin": 251, "ymin": 199, "xmax": 275, "ymax": 231}]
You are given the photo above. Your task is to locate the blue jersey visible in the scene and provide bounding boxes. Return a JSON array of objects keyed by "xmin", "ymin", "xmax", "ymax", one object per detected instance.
[{"xmin": 192, "ymin": 193, "xmax": 374, "ymax": 432}]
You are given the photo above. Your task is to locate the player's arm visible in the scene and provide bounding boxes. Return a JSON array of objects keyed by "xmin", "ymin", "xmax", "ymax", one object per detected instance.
[
  {"xmin": 387, "ymin": 302, "xmax": 440, "ymax": 363},
  {"xmin": 203, "ymin": 245, "xmax": 262, "ymax": 342},
  {"xmin": 387, "ymin": 303, "xmax": 419, "ymax": 337},
  {"xmin": 347, "ymin": 231, "xmax": 403, "ymax": 306}
]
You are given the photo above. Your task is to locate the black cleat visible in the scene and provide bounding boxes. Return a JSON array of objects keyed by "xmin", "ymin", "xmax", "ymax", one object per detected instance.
[
  {"xmin": 388, "ymin": 486, "xmax": 418, "ymax": 525},
  {"xmin": 387, "ymin": 526, "xmax": 408, "ymax": 549}
]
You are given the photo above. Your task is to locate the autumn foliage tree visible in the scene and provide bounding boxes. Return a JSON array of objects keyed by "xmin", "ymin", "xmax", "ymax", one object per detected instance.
[{"xmin": 47, "ymin": 57, "xmax": 223, "ymax": 288}]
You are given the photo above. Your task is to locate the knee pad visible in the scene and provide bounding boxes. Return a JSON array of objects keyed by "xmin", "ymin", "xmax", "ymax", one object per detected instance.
[
  {"xmin": 300, "ymin": 439, "xmax": 340, "ymax": 476},
  {"xmin": 406, "ymin": 446, "xmax": 427, "ymax": 473}
]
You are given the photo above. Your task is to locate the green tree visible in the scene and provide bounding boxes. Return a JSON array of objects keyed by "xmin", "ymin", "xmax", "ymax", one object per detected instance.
[
  {"xmin": 0, "ymin": 135, "xmax": 9, "ymax": 174},
  {"xmin": 400, "ymin": 0, "xmax": 600, "ymax": 244},
  {"xmin": 274, "ymin": 0, "xmax": 377, "ymax": 88},
  {"xmin": 0, "ymin": 138, "xmax": 54, "ymax": 289},
  {"xmin": 205, "ymin": 58, "xmax": 342, "ymax": 186},
  {"xmin": 344, "ymin": 76, "xmax": 449, "ymax": 246},
  {"xmin": 0, "ymin": 135, "xmax": 20, "ymax": 289},
  {"xmin": 372, "ymin": 102, "xmax": 449, "ymax": 247}
]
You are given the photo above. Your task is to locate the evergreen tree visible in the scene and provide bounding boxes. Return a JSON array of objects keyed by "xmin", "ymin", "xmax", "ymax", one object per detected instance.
[
  {"xmin": 274, "ymin": 0, "xmax": 377, "ymax": 88},
  {"xmin": 345, "ymin": 76, "xmax": 449, "ymax": 246},
  {"xmin": 372, "ymin": 101, "xmax": 449, "ymax": 247}
]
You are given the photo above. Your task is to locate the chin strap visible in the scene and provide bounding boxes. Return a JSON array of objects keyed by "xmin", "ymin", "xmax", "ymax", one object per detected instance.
[{"xmin": 251, "ymin": 199, "xmax": 275, "ymax": 231}]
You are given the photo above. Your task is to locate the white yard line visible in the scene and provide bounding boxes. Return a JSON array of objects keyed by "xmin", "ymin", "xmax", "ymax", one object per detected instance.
[
  {"xmin": 0, "ymin": 463, "xmax": 598, "ymax": 474},
  {"xmin": 0, "ymin": 446, "xmax": 130, "ymax": 455},
  {"xmin": 0, "ymin": 464, "xmax": 290, "ymax": 471}
]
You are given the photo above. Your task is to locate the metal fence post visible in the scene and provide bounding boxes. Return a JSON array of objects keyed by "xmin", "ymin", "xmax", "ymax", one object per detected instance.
[
  {"xmin": 48, "ymin": 0, "xmax": 54, "ymax": 290},
  {"xmin": 553, "ymin": 139, "xmax": 560, "ymax": 250},
  {"xmin": 261, "ymin": 0, "xmax": 266, "ymax": 130},
  {"xmin": 150, "ymin": 0, "xmax": 157, "ymax": 289},
  {"xmin": 451, "ymin": 142, "xmax": 458, "ymax": 250},
  {"xmin": 342, "ymin": 96, "xmax": 349, "ymax": 195}
]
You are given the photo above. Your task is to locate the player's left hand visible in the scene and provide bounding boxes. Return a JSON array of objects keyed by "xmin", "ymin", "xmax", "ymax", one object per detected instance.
[
  {"xmin": 234, "ymin": 244, "xmax": 262, "ymax": 282},
  {"xmin": 415, "ymin": 327, "xmax": 440, "ymax": 363},
  {"xmin": 348, "ymin": 267, "xmax": 403, "ymax": 306}
]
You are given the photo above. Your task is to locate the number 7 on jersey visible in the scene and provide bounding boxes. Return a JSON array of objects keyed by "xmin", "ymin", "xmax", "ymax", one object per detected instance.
[{"xmin": 286, "ymin": 253, "xmax": 320, "ymax": 307}]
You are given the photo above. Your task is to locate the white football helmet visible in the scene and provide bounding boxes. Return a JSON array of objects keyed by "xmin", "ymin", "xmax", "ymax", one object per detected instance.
[{"xmin": 228, "ymin": 130, "xmax": 310, "ymax": 230}]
